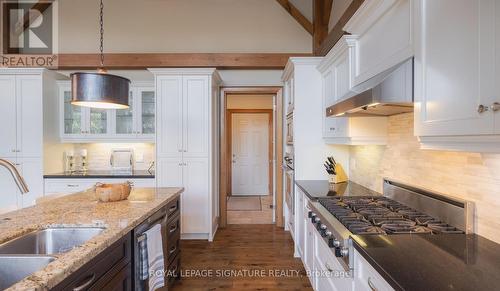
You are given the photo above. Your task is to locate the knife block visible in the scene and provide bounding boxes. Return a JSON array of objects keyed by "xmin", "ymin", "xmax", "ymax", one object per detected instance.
[{"xmin": 329, "ymin": 164, "xmax": 348, "ymax": 184}]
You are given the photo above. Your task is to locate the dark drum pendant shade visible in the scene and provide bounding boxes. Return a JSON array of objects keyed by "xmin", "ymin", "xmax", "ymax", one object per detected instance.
[{"xmin": 70, "ymin": 72, "xmax": 130, "ymax": 109}]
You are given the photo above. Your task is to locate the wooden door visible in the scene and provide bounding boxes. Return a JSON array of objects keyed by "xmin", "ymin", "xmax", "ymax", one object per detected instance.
[
  {"xmin": 414, "ymin": 0, "xmax": 496, "ymax": 136},
  {"xmin": 231, "ymin": 113, "xmax": 269, "ymax": 196},
  {"xmin": 157, "ymin": 76, "xmax": 183, "ymax": 158},
  {"xmin": 183, "ymin": 75, "xmax": 209, "ymax": 158},
  {"xmin": 0, "ymin": 75, "xmax": 17, "ymax": 157}
]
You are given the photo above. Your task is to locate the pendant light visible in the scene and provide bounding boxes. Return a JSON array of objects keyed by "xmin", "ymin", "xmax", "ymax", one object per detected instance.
[{"xmin": 70, "ymin": 0, "xmax": 130, "ymax": 109}]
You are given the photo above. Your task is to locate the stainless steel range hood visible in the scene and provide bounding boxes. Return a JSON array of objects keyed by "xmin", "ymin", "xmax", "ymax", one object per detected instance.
[{"xmin": 326, "ymin": 58, "xmax": 414, "ymax": 117}]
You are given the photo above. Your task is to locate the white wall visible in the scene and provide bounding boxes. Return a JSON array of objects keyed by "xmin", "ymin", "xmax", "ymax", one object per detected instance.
[{"xmin": 58, "ymin": 0, "xmax": 312, "ymax": 53}]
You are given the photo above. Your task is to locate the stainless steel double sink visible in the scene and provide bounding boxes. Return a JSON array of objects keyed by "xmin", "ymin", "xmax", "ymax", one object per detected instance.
[{"xmin": 0, "ymin": 227, "xmax": 105, "ymax": 290}]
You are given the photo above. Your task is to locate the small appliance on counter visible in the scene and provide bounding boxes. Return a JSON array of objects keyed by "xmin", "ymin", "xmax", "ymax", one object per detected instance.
[
  {"xmin": 110, "ymin": 148, "xmax": 134, "ymax": 173},
  {"xmin": 324, "ymin": 156, "xmax": 347, "ymax": 184}
]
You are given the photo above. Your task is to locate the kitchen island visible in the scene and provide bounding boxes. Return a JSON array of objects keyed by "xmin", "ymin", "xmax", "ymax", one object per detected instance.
[{"xmin": 0, "ymin": 187, "xmax": 183, "ymax": 290}]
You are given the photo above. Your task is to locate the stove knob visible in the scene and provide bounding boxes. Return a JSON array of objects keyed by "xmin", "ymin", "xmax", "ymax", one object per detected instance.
[
  {"xmin": 310, "ymin": 214, "xmax": 317, "ymax": 222},
  {"xmin": 324, "ymin": 230, "xmax": 332, "ymax": 237},
  {"xmin": 332, "ymin": 239, "xmax": 341, "ymax": 248},
  {"xmin": 308, "ymin": 211, "xmax": 314, "ymax": 218},
  {"xmin": 335, "ymin": 247, "xmax": 349, "ymax": 257},
  {"xmin": 328, "ymin": 237, "xmax": 336, "ymax": 248},
  {"xmin": 316, "ymin": 221, "xmax": 322, "ymax": 230}
]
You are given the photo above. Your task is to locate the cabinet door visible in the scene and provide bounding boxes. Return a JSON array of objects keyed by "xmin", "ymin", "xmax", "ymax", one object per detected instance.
[
  {"xmin": 18, "ymin": 158, "xmax": 43, "ymax": 208},
  {"xmin": 296, "ymin": 189, "xmax": 305, "ymax": 257},
  {"xmin": 414, "ymin": 0, "xmax": 496, "ymax": 136},
  {"xmin": 304, "ymin": 214, "xmax": 315, "ymax": 275},
  {"xmin": 183, "ymin": 76, "xmax": 209, "ymax": 157},
  {"xmin": 114, "ymin": 90, "xmax": 135, "ymax": 137},
  {"xmin": 137, "ymin": 87, "xmax": 155, "ymax": 136},
  {"xmin": 495, "ymin": 1, "xmax": 500, "ymax": 133},
  {"xmin": 156, "ymin": 157, "xmax": 183, "ymax": 187},
  {"xmin": 157, "ymin": 76, "xmax": 183, "ymax": 158},
  {"xmin": 88, "ymin": 107, "xmax": 111, "ymax": 135},
  {"xmin": 60, "ymin": 85, "xmax": 85, "ymax": 136},
  {"xmin": 16, "ymin": 75, "xmax": 42, "ymax": 157},
  {"xmin": 0, "ymin": 75, "xmax": 17, "ymax": 157},
  {"xmin": 0, "ymin": 157, "xmax": 20, "ymax": 214},
  {"xmin": 181, "ymin": 157, "xmax": 209, "ymax": 234}
]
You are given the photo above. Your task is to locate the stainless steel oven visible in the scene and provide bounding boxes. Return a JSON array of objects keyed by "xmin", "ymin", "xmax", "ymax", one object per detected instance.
[
  {"xmin": 284, "ymin": 153, "xmax": 294, "ymax": 216},
  {"xmin": 286, "ymin": 113, "xmax": 293, "ymax": 145}
]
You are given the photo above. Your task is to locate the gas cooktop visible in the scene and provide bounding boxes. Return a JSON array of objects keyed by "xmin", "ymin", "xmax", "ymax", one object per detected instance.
[{"xmin": 318, "ymin": 196, "xmax": 464, "ymax": 235}]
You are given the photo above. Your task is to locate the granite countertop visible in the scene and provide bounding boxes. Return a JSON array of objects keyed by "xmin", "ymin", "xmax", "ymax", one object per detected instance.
[
  {"xmin": 351, "ymin": 234, "xmax": 500, "ymax": 291},
  {"xmin": 0, "ymin": 187, "xmax": 183, "ymax": 290},
  {"xmin": 295, "ymin": 180, "xmax": 381, "ymax": 201},
  {"xmin": 43, "ymin": 170, "xmax": 155, "ymax": 179}
]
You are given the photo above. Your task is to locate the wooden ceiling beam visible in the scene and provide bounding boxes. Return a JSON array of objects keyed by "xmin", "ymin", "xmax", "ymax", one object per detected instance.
[
  {"xmin": 56, "ymin": 53, "xmax": 312, "ymax": 70},
  {"xmin": 313, "ymin": 0, "xmax": 333, "ymax": 55},
  {"xmin": 276, "ymin": 0, "xmax": 313, "ymax": 35},
  {"xmin": 316, "ymin": 0, "xmax": 365, "ymax": 56}
]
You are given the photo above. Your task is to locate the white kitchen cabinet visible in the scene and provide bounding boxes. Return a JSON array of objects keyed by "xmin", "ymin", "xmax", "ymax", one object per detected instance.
[
  {"xmin": 354, "ymin": 249, "xmax": 394, "ymax": 291},
  {"xmin": 414, "ymin": 0, "xmax": 500, "ymax": 152},
  {"xmin": 295, "ymin": 188, "xmax": 305, "ymax": 258},
  {"xmin": 58, "ymin": 81, "xmax": 155, "ymax": 143},
  {"xmin": 0, "ymin": 69, "xmax": 61, "ymax": 213},
  {"xmin": 0, "ymin": 74, "xmax": 42, "ymax": 157},
  {"xmin": 0, "ymin": 75, "xmax": 17, "ymax": 157},
  {"xmin": 317, "ymin": 37, "xmax": 388, "ymax": 145},
  {"xmin": 112, "ymin": 84, "xmax": 155, "ymax": 141},
  {"xmin": 0, "ymin": 157, "xmax": 21, "ymax": 214},
  {"xmin": 151, "ymin": 68, "xmax": 221, "ymax": 241},
  {"xmin": 44, "ymin": 177, "xmax": 155, "ymax": 196},
  {"xmin": 344, "ymin": 0, "xmax": 413, "ymax": 87}
]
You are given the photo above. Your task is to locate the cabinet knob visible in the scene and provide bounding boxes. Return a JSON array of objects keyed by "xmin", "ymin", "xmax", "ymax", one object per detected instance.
[
  {"xmin": 329, "ymin": 127, "xmax": 335, "ymax": 131},
  {"xmin": 491, "ymin": 102, "xmax": 500, "ymax": 112},
  {"xmin": 478, "ymin": 104, "xmax": 489, "ymax": 113}
]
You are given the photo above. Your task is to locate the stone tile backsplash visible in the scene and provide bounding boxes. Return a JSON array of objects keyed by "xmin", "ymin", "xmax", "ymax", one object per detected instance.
[{"xmin": 349, "ymin": 113, "xmax": 500, "ymax": 243}]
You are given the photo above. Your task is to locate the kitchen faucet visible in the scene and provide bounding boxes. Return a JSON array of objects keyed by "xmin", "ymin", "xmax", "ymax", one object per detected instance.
[{"xmin": 0, "ymin": 158, "xmax": 29, "ymax": 193}]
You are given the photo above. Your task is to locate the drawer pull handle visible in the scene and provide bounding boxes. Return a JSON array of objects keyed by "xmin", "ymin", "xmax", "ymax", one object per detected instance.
[
  {"xmin": 324, "ymin": 262, "xmax": 333, "ymax": 272},
  {"xmin": 169, "ymin": 224, "xmax": 178, "ymax": 233},
  {"xmin": 169, "ymin": 245, "xmax": 177, "ymax": 255},
  {"xmin": 368, "ymin": 277, "xmax": 378, "ymax": 291},
  {"xmin": 73, "ymin": 273, "xmax": 96, "ymax": 291},
  {"xmin": 67, "ymin": 184, "xmax": 79, "ymax": 187},
  {"xmin": 169, "ymin": 204, "xmax": 178, "ymax": 213}
]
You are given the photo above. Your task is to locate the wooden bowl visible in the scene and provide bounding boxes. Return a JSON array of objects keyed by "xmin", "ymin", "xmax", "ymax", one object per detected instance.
[{"xmin": 95, "ymin": 181, "xmax": 132, "ymax": 202}]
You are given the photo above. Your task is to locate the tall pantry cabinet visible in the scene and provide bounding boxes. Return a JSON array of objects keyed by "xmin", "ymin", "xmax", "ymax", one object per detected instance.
[
  {"xmin": 0, "ymin": 69, "xmax": 63, "ymax": 214},
  {"xmin": 150, "ymin": 69, "xmax": 221, "ymax": 241}
]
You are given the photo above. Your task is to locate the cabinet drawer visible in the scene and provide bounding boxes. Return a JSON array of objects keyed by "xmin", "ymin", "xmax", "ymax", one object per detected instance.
[
  {"xmin": 166, "ymin": 213, "xmax": 180, "ymax": 239},
  {"xmin": 44, "ymin": 180, "xmax": 94, "ymax": 194},
  {"xmin": 314, "ymin": 231, "xmax": 353, "ymax": 291},
  {"xmin": 90, "ymin": 263, "xmax": 132, "ymax": 291},
  {"xmin": 53, "ymin": 233, "xmax": 132, "ymax": 291},
  {"xmin": 166, "ymin": 196, "xmax": 180, "ymax": 221},
  {"xmin": 354, "ymin": 250, "xmax": 394, "ymax": 291},
  {"xmin": 166, "ymin": 253, "xmax": 181, "ymax": 288},
  {"xmin": 167, "ymin": 230, "xmax": 180, "ymax": 265}
]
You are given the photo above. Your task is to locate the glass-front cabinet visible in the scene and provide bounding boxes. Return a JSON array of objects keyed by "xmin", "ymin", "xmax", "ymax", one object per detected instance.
[{"xmin": 59, "ymin": 81, "xmax": 155, "ymax": 142}]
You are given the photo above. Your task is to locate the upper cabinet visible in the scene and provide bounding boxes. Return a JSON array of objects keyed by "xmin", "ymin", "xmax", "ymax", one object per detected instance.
[
  {"xmin": 317, "ymin": 36, "xmax": 388, "ymax": 145},
  {"xmin": 414, "ymin": 0, "xmax": 500, "ymax": 152},
  {"xmin": 344, "ymin": 0, "xmax": 413, "ymax": 87},
  {"xmin": 59, "ymin": 81, "xmax": 155, "ymax": 143}
]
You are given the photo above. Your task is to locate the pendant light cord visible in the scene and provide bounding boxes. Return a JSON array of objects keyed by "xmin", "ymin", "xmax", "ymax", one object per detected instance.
[{"xmin": 99, "ymin": 0, "xmax": 104, "ymax": 69}]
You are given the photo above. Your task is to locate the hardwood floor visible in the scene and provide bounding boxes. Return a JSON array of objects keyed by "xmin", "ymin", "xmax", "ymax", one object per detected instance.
[
  {"xmin": 171, "ymin": 225, "xmax": 312, "ymax": 291},
  {"xmin": 227, "ymin": 195, "xmax": 274, "ymax": 224}
]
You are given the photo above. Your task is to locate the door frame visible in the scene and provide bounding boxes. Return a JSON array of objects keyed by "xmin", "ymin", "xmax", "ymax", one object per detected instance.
[
  {"xmin": 220, "ymin": 87, "xmax": 284, "ymax": 228},
  {"xmin": 227, "ymin": 109, "xmax": 273, "ymax": 197}
]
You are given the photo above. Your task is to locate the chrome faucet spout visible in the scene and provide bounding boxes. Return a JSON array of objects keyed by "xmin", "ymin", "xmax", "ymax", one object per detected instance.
[{"xmin": 0, "ymin": 159, "xmax": 29, "ymax": 194}]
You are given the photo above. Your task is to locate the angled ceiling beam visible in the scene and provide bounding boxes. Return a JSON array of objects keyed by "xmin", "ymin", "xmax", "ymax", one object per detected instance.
[
  {"xmin": 313, "ymin": 0, "xmax": 333, "ymax": 55},
  {"xmin": 276, "ymin": 0, "xmax": 313, "ymax": 35},
  {"xmin": 317, "ymin": 0, "xmax": 365, "ymax": 56}
]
